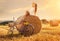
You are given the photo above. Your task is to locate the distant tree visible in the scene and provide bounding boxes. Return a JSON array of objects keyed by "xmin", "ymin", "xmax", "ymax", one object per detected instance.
[{"xmin": 0, "ymin": 21, "xmax": 13, "ymax": 25}]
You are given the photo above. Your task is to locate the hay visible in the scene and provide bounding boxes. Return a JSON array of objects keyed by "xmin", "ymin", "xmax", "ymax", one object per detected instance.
[
  {"xmin": 50, "ymin": 20, "xmax": 59, "ymax": 26},
  {"xmin": 41, "ymin": 19, "xmax": 49, "ymax": 24},
  {"xmin": 15, "ymin": 11, "xmax": 42, "ymax": 36}
]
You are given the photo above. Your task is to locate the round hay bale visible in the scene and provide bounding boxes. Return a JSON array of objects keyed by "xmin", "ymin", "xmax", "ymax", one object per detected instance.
[
  {"xmin": 41, "ymin": 19, "xmax": 49, "ymax": 24},
  {"xmin": 15, "ymin": 11, "xmax": 42, "ymax": 36},
  {"xmin": 50, "ymin": 20, "xmax": 59, "ymax": 26}
]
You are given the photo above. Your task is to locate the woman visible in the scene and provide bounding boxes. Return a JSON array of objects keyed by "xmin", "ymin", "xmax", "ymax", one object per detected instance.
[{"xmin": 28, "ymin": 2, "xmax": 37, "ymax": 16}]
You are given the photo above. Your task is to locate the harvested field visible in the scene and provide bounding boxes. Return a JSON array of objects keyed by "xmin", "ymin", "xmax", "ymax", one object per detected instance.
[{"xmin": 0, "ymin": 24, "xmax": 60, "ymax": 41}]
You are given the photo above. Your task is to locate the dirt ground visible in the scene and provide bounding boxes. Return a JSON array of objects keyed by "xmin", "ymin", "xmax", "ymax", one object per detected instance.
[{"xmin": 0, "ymin": 24, "xmax": 60, "ymax": 41}]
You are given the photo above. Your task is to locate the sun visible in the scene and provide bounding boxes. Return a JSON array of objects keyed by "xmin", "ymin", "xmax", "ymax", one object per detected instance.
[{"xmin": 56, "ymin": 0, "xmax": 60, "ymax": 9}]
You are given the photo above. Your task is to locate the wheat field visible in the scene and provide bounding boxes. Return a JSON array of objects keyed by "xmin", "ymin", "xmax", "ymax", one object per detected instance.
[{"xmin": 0, "ymin": 24, "xmax": 60, "ymax": 41}]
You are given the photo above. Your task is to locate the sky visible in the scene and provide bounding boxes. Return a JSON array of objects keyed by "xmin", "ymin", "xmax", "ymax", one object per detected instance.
[{"xmin": 0, "ymin": 0, "xmax": 60, "ymax": 21}]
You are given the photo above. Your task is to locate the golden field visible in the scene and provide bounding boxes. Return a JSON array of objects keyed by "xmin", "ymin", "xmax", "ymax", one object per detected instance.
[{"xmin": 0, "ymin": 24, "xmax": 60, "ymax": 41}]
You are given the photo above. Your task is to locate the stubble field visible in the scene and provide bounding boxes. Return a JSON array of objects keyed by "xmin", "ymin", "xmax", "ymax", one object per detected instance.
[{"xmin": 0, "ymin": 24, "xmax": 60, "ymax": 41}]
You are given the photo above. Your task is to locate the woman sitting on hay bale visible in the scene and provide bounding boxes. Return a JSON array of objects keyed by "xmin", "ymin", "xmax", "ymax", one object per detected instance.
[{"xmin": 8, "ymin": 11, "xmax": 42, "ymax": 36}]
